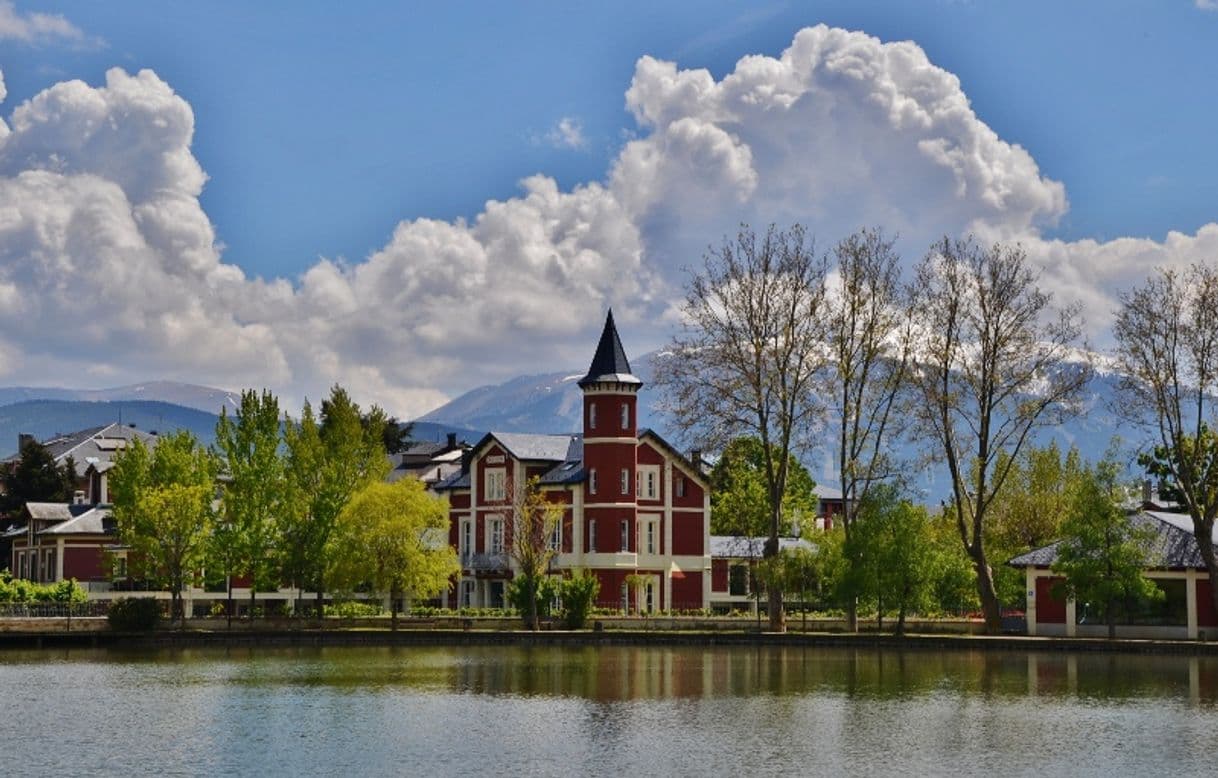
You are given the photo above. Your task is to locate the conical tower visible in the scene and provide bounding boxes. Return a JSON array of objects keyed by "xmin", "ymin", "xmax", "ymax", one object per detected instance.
[{"xmin": 580, "ymin": 310, "xmax": 642, "ymax": 557}]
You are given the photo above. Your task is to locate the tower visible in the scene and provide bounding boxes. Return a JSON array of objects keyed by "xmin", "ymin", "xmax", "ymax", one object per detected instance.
[{"xmin": 579, "ymin": 310, "xmax": 642, "ymax": 558}]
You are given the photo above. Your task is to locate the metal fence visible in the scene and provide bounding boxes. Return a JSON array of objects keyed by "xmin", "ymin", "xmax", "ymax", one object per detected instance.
[{"xmin": 0, "ymin": 602, "xmax": 111, "ymax": 618}]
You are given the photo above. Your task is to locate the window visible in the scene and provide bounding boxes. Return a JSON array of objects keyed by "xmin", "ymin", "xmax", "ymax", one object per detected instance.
[
  {"xmin": 460, "ymin": 520, "xmax": 473, "ymax": 563},
  {"xmin": 589, "ymin": 402, "xmax": 597, "ymax": 430},
  {"xmin": 461, "ymin": 580, "xmax": 475, "ymax": 608},
  {"xmin": 620, "ymin": 582, "xmax": 629, "ymax": 613},
  {"xmin": 620, "ymin": 519, "xmax": 629, "ymax": 552},
  {"xmin": 620, "ymin": 403, "xmax": 630, "ymax": 430},
  {"xmin": 548, "ymin": 518, "xmax": 562, "ymax": 552},
  {"xmin": 642, "ymin": 518, "xmax": 657, "ymax": 554},
  {"xmin": 638, "ymin": 466, "xmax": 659, "ymax": 500},
  {"xmin": 621, "ymin": 468, "xmax": 630, "ymax": 495},
  {"xmin": 589, "ymin": 469, "xmax": 598, "ymax": 495},
  {"xmin": 676, "ymin": 477, "xmax": 686, "ymax": 498},
  {"xmin": 589, "ymin": 520, "xmax": 597, "ymax": 552},
  {"xmin": 485, "ymin": 468, "xmax": 506, "ymax": 501},
  {"xmin": 487, "ymin": 516, "xmax": 504, "ymax": 555},
  {"xmin": 729, "ymin": 565, "xmax": 749, "ymax": 596}
]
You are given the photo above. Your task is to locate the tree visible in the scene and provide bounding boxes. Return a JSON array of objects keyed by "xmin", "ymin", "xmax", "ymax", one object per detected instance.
[
  {"xmin": 840, "ymin": 485, "xmax": 935, "ymax": 635},
  {"xmin": 380, "ymin": 417, "xmax": 414, "ymax": 455},
  {"xmin": 558, "ymin": 570, "xmax": 600, "ymax": 629},
  {"xmin": 1113, "ymin": 263, "xmax": 1218, "ymax": 622},
  {"xmin": 985, "ymin": 441, "xmax": 1087, "ymax": 609},
  {"xmin": 1052, "ymin": 460, "xmax": 1161, "ymax": 639},
  {"xmin": 109, "ymin": 431, "xmax": 217, "ymax": 624},
  {"xmin": 1, "ymin": 440, "xmax": 74, "ymax": 515},
  {"xmin": 281, "ymin": 387, "xmax": 390, "ymax": 618},
  {"xmin": 655, "ymin": 223, "xmax": 826, "ymax": 632},
  {"xmin": 709, "ymin": 437, "xmax": 817, "ymax": 537},
  {"xmin": 824, "ymin": 227, "xmax": 914, "ymax": 632},
  {"xmin": 214, "ymin": 389, "xmax": 285, "ymax": 622},
  {"xmin": 910, "ymin": 237, "xmax": 1090, "ymax": 633},
  {"xmin": 325, "ymin": 479, "xmax": 457, "ymax": 630},
  {"xmin": 505, "ymin": 476, "xmax": 564, "ymax": 629}
]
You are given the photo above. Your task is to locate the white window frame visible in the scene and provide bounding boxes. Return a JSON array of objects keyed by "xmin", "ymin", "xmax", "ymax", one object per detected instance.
[
  {"xmin": 620, "ymin": 519, "xmax": 629, "ymax": 552},
  {"xmin": 589, "ymin": 402, "xmax": 597, "ymax": 430},
  {"xmin": 676, "ymin": 476, "xmax": 686, "ymax": 497},
  {"xmin": 620, "ymin": 468, "xmax": 630, "ymax": 496},
  {"xmin": 620, "ymin": 403, "xmax": 629, "ymax": 430},
  {"xmin": 641, "ymin": 517, "xmax": 657, "ymax": 555},
  {"xmin": 461, "ymin": 579, "xmax": 475, "ymax": 608},
  {"xmin": 460, "ymin": 519, "xmax": 473, "ymax": 563},
  {"xmin": 638, "ymin": 465, "xmax": 659, "ymax": 500},
  {"xmin": 487, "ymin": 515, "xmax": 505, "ymax": 555},
  {"xmin": 589, "ymin": 519, "xmax": 597, "ymax": 552},
  {"xmin": 485, "ymin": 467, "xmax": 506, "ymax": 501},
  {"xmin": 589, "ymin": 469, "xmax": 598, "ymax": 495},
  {"xmin": 548, "ymin": 516, "xmax": 562, "ymax": 552}
]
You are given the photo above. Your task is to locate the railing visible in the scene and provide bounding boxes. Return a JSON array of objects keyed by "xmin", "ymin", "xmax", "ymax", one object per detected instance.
[
  {"xmin": 463, "ymin": 552, "xmax": 509, "ymax": 572},
  {"xmin": 0, "ymin": 602, "xmax": 111, "ymax": 618}
]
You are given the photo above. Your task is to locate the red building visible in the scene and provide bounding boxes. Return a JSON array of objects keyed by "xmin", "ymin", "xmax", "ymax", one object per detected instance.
[{"xmin": 435, "ymin": 311, "xmax": 712, "ymax": 612}]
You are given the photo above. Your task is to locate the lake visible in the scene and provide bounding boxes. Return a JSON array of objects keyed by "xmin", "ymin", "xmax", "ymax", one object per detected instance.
[{"xmin": 2, "ymin": 644, "xmax": 1215, "ymax": 776}]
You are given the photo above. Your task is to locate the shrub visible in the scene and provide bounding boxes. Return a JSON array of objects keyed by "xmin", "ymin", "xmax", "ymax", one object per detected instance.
[
  {"xmin": 107, "ymin": 598, "xmax": 161, "ymax": 631},
  {"xmin": 324, "ymin": 600, "xmax": 383, "ymax": 619},
  {"xmin": 559, "ymin": 570, "xmax": 601, "ymax": 629},
  {"xmin": 507, "ymin": 575, "xmax": 559, "ymax": 624}
]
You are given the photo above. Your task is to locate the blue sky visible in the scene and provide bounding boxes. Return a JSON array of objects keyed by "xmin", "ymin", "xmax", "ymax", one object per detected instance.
[{"xmin": 1, "ymin": 1, "xmax": 1217, "ymax": 415}]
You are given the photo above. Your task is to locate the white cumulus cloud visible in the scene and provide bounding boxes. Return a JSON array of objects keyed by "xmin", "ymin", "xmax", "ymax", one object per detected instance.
[
  {"xmin": 545, "ymin": 116, "xmax": 587, "ymax": 149},
  {"xmin": 0, "ymin": 1, "xmax": 86, "ymax": 44},
  {"xmin": 0, "ymin": 25, "xmax": 1213, "ymax": 418}
]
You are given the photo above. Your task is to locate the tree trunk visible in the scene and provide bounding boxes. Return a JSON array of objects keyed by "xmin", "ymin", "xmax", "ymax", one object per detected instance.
[
  {"xmin": 249, "ymin": 584, "xmax": 256, "ymax": 628},
  {"xmin": 877, "ymin": 592, "xmax": 883, "ymax": 633},
  {"xmin": 528, "ymin": 577, "xmax": 539, "ymax": 631},
  {"xmin": 391, "ymin": 585, "xmax": 400, "ymax": 632},
  {"xmin": 226, "ymin": 574, "xmax": 233, "ymax": 629},
  {"xmin": 1198, "ymin": 529, "xmax": 1218, "ymax": 627},
  {"xmin": 896, "ymin": 602, "xmax": 906, "ymax": 637},
  {"xmin": 970, "ymin": 548, "xmax": 1002, "ymax": 634},
  {"xmin": 1107, "ymin": 595, "xmax": 1116, "ymax": 640}
]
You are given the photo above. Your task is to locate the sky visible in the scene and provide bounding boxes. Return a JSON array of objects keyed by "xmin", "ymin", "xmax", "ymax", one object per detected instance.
[{"xmin": 1, "ymin": 1, "xmax": 1217, "ymax": 417}]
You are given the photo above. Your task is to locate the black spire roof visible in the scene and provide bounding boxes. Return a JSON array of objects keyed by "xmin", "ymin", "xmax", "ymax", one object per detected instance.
[{"xmin": 578, "ymin": 310, "xmax": 642, "ymax": 388}]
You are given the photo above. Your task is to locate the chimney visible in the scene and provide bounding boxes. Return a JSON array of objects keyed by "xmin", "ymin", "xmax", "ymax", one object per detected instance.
[
  {"xmin": 690, "ymin": 449, "xmax": 703, "ymax": 474},
  {"xmin": 446, "ymin": 432, "xmax": 457, "ymax": 450},
  {"xmin": 73, "ymin": 490, "xmax": 86, "ymax": 506},
  {"xmin": 17, "ymin": 433, "xmax": 34, "ymax": 452}
]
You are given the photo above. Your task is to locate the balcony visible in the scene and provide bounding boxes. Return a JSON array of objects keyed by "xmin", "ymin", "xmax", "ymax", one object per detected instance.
[{"xmin": 462, "ymin": 552, "xmax": 509, "ymax": 573}]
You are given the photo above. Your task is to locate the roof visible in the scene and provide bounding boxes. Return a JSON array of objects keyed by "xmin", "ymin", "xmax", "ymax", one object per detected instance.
[
  {"xmin": 1008, "ymin": 511, "xmax": 1208, "ymax": 570},
  {"xmin": 8, "ymin": 423, "xmax": 160, "ymax": 477},
  {"xmin": 486, "ymin": 432, "xmax": 578, "ymax": 462},
  {"xmin": 39, "ymin": 506, "xmax": 113, "ymax": 536},
  {"xmin": 578, "ymin": 310, "xmax": 641, "ymax": 388},
  {"xmin": 813, "ymin": 484, "xmax": 844, "ymax": 500},
  {"xmin": 25, "ymin": 502, "xmax": 75, "ymax": 521},
  {"xmin": 432, "ymin": 470, "xmax": 470, "ymax": 491},
  {"xmin": 710, "ymin": 535, "xmax": 816, "ymax": 559}
]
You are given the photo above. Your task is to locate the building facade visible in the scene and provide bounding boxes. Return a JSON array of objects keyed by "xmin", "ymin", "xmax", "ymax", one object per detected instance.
[{"xmin": 435, "ymin": 311, "xmax": 712, "ymax": 613}]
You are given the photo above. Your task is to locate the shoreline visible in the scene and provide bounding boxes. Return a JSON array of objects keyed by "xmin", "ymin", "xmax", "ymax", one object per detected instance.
[{"xmin": 4, "ymin": 626, "xmax": 1218, "ymax": 656}]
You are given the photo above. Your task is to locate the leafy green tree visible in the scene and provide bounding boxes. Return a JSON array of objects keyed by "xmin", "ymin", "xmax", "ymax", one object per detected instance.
[
  {"xmin": 1, "ymin": 439, "xmax": 74, "ymax": 515},
  {"xmin": 558, "ymin": 570, "xmax": 600, "ymax": 629},
  {"xmin": 841, "ymin": 485, "xmax": 936, "ymax": 635},
  {"xmin": 282, "ymin": 386, "xmax": 390, "ymax": 618},
  {"xmin": 214, "ymin": 389, "xmax": 285, "ymax": 622},
  {"xmin": 709, "ymin": 437, "xmax": 817, "ymax": 537},
  {"xmin": 325, "ymin": 479, "xmax": 457, "ymax": 630},
  {"xmin": 109, "ymin": 431, "xmax": 217, "ymax": 624},
  {"xmin": 506, "ymin": 475, "xmax": 564, "ymax": 629},
  {"xmin": 985, "ymin": 442, "xmax": 1087, "ymax": 609},
  {"xmin": 1052, "ymin": 460, "xmax": 1161, "ymax": 639}
]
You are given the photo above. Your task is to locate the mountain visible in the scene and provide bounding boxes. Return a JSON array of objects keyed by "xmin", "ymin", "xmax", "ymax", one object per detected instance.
[
  {"xmin": 0, "ymin": 380, "xmax": 237, "ymax": 415},
  {"xmin": 419, "ymin": 353, "xmax": 1139, "ymax": 501},
  {"xmin": 0, "ymin": 400, "xmax": 221, "ymax": 458},
  {"xmin": 418, "ymin": 351, "xmax": 663, "ymax": 435}
]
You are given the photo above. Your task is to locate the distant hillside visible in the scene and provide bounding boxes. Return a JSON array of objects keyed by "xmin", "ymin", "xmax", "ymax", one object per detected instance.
[
  {"xmin": 0, "ymin": 381, "xmax": 236, "ymax": 415},
  {"xmin": 404, "ymin": 420, "xmax": 485, "ymax": 446},
  {"xmin": 0, "ymin": 400, "xmax": 220, "ymax": 458}
]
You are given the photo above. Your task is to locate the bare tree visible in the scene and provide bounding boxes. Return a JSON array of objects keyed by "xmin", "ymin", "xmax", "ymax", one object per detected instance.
[
  {"xmin": 1113, "ymin": 263, "xmax": 1218, "ymax": 620},
  {"xmin": 824, "ymin": 227, "xmax": 914, "ymax": 632},
  {"xmin": 506, "ymin": 475, "xmax": 564, "ymax": 630},
  {"xmin": 655, "ymin": 223, "xmax": 826, "ymax": 632},
  {"xmin": 910, "ymin": 237, "xmax": 1090, "ymax": 634}
]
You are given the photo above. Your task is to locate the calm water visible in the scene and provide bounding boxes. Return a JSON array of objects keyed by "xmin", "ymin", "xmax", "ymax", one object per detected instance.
[{"xmin": 3, "ymin": 644, "xmax": 1216, "ymax": 776}]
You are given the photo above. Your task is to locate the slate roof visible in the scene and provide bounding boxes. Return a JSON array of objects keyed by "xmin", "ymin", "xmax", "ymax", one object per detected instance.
[
  {"xmin": 578, "ymin": 310, "xmax": 641, "ymax": 388},
  {"xmin": 1008, "ymin": 511, "xmax": 1208, "ymax": 570},
  {"xmin": 432, "ymin": 470, "xmax": 469, "ymax": 491},
  {"xmin": 25, "ymin": 502, "xmax": 75, "ymax": 521},
  {"xmin": 40, "ymin": 506, "xmax": 113, "ymax": 536},
  {"xmin": 7, "ymin": 423, "xmax": 160, "ymax": 477},
  {"xmin": 489, "ymin": 432, "xmax": 579, "ymax": 462},
  {"xmin": 710, "ymin": 535, "xmax": 816, "ymax": 559}
]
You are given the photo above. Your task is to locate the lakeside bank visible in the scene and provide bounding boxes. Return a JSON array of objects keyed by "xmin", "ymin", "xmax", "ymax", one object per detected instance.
[{"xmin": 5, "ymin": 621, "xmax": 1218, "ymax": 656}]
